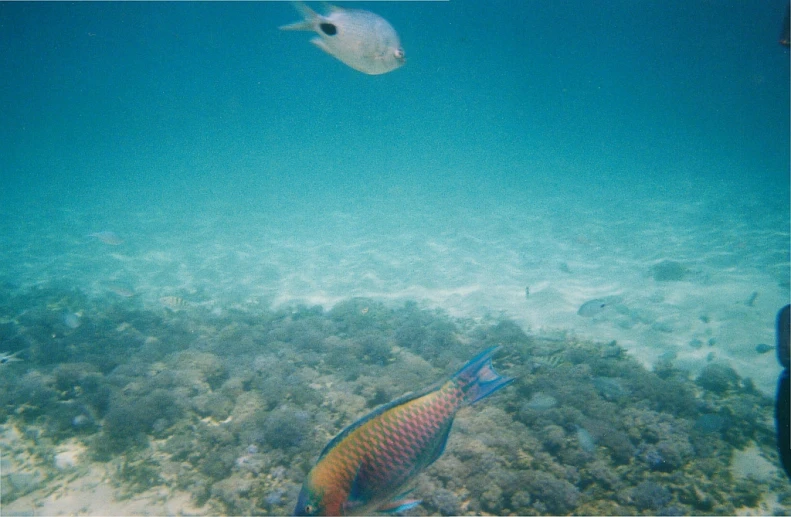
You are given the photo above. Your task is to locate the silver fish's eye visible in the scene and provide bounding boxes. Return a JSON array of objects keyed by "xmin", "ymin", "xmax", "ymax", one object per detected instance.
[{"xmin": 394, "ymin": 47, "xmax": 405, "ymax": 60}]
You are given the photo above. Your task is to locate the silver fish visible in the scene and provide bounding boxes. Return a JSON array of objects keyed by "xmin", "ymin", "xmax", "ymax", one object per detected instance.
[
  {"xmin": 577, "ymin": 296, "xmax": 623, "ymax": 317},
  {"xmin": 280, "ymin": 2, "xmax": 405, "ymax": 75},
  {"xmin": 108, "ymin": 285, "xmax": 136, "ymax": 298},
  {"xmin": 575, "ymin": 425, "xmax": 596, "ymax": 453},
  {"xmin": 62, "ymin": 312, "xmax": 81, "ymax": 329},
  {"xmin": 0, "ymin": 351, "xmax": 23, "ymax": 365},
  {"xmin": 87, "ymin": 231, "xmax": 123, "ymax": 246},
  {"xmin": 524, "ymin": 392, "xmax": 558, "ymax": 411}
]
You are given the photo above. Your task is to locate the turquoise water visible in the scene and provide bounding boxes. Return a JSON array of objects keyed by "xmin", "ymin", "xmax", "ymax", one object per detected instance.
[{"xmin": 1, "ymin": 1, "xmax": 789, "ymax": 515}]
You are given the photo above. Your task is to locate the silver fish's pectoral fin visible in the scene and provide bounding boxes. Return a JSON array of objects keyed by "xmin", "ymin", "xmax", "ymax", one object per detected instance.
[{"xmin": 310, "ymin": 37, "xmax": 333, "ymax": 55}]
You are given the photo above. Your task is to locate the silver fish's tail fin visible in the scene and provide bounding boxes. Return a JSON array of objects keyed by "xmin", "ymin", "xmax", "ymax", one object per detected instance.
[
  {"xmin": 279, "ymin": 2, "xmax": 320, "ymax": 31},
  {"xmin": 452, "ymin": 347, "xmax": 514, "ymax": 406}
]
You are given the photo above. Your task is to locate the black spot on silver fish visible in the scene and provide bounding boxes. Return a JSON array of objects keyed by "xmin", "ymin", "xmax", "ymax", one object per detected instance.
[
  {"xmin": 755, "ymin": 343, "xmax": 774, "ymax": 354},
  {"xmin": 320, "ymin": 23, "xmax": 337, "ymax": 36}
]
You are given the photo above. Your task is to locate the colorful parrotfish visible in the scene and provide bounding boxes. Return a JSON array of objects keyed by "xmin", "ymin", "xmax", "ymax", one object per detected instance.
[{"xmin": 294, "ymin": 347, "xmax": 514, "ymax": 516}]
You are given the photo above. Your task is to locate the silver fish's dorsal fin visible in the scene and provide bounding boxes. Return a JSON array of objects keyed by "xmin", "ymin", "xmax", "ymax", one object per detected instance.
[
  {"xmin": 279, "ymin": 2, "xmax": 320, "ymax": 31},
  {"xmin": 323, "ymin": 2, "xmax": 341, "ymax": 14}
]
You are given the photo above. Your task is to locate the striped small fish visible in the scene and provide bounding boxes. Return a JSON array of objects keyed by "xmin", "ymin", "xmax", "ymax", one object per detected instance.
[
  {"xmin": 294, "ymin": 347, "xmax": 514, "ymax": 516},
  {"xmin": 159, "ymin": 296, "xmax": 188, "ymax": 310}
]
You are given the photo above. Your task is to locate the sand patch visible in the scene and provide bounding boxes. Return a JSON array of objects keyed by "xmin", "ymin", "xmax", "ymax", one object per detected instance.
[
  {"xmin": 731, "ymin": 443, "xmax": 781, "ymax": 482},
  {"xmin": 4, "ymin": 462, "xmax": 206, "ymax": 516}
]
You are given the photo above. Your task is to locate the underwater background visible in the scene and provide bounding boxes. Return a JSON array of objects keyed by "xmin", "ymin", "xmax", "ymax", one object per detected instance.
[{"xmin": 1, "ymin": 1, "xmax": 789, "ymax": 515}]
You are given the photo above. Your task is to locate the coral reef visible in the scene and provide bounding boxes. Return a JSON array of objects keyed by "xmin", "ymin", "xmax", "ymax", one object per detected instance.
[
  {"xmin": 0, "ymin": 287, "xmax": 788, "ymax": 515},
  {"xmin": 696, "ymin": 363, "xmax": 740, "ymax": 394},
  {"xmin": 631, "ymin": 480, "xmax": 672, "ymax": 511}
]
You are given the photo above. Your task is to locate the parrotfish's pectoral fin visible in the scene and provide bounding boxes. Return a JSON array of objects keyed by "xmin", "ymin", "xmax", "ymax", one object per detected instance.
[
  {"xmin": 453, "ymin": 346, "xmax": 515, "ymax": 405},
  {"xmin": 346, "ymin": 465, "xmax": 366, "ymax": 510},
  {"xmin": 346, "ymin": 465, "xmax": 380, "ymax": 514},
  {"xmin": 346, "ymin": 467, "xmax": 422, "ymax": 514},
  {"xmin": 425, "ymin": 420, "xmax": 453, "ymax": 467}
]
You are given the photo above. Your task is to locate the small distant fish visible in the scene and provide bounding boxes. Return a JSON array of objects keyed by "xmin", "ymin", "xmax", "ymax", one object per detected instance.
[
  {"xmin": 280, "ymin": 2, "xmax": 405, "ymax": 75},
  {"xmin": 524, "ymin": 392, "xmax": 557, "ymax": 411},
  {"xmin": 577, "ymin": 296, "xmax": 623, "ymax": 317},
  {"xmin": 62, "ymin": 312, "xmax": 81, "ymax": 329},
  {"xmin": 755, "ymin": 343, "xmax": 775, "ymax": 354},
  {"xmin": 0, "ymin": 351, "xmax": 23, "ymax": 365},
  {"xmin": 159, "ymin": 296, "xmax": 188, "ymax": 310},
  {"xmin": 108, "ymin": 286, "xmax": 136, "ymax": 298},
  {"xmin": 87, "ymin": 231, "xmax": 123, "ymax": 246},
  {"xmin": 531, "ymin": 352, "xmax": 565, "ymax": 369},
  {"xmin": 72, "ymin": 414, "xmax": 90, "ymax": 427},
  {"xmin": 592, "ymin": 376, "xmax": 628, "ymax": 401},
  {"xmin": 575, "ymin": 425, "xmax": 596, "ymax": 453},
  {"xmin": 72, "ymin": 413, "xmax": 97, "ymax": 430},
  {"xmin": 294, "ymin": 347, "xmax": 513, "ymax": 516}
]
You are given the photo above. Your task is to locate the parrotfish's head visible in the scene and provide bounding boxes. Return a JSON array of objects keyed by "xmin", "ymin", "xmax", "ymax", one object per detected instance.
[{"xmin": 294, "ymin": 483, "xmax": 324, "ymax": 516}]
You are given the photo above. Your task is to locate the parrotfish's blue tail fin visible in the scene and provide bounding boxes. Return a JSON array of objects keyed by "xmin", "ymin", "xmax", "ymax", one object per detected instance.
[{"xmin": 452, "ymin": 346, "xmax": 514, "ymax": 405}]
